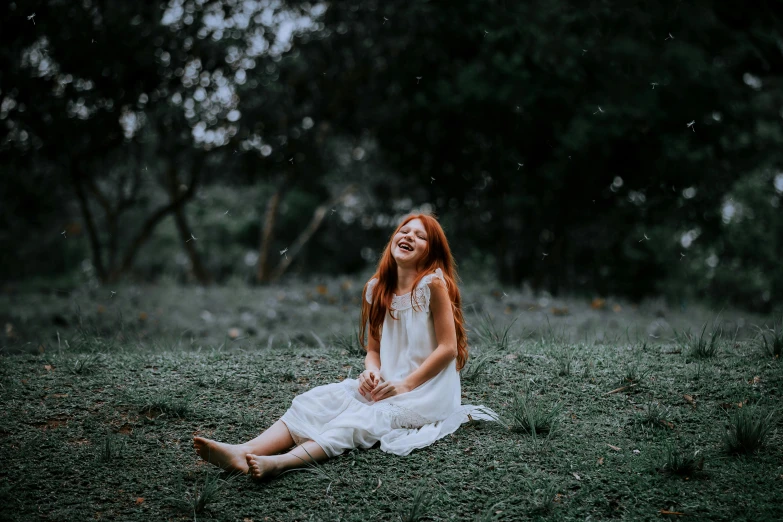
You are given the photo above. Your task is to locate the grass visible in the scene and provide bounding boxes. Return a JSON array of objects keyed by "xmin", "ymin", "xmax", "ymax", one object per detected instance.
[
  {"xmin": 459, "ymin": 349, "xmax": 494, "ymax": 382},
  {"xmin": 498, "ymin": 386, "xmax": 564, "ymax": 438},
  {"xmin": 470, "ymin": 306, "xmax": 520, "ymax": 351},
  {"xmin": 757, "ymin": 315, "xmax": 783, "ymax": 358},
  {"xmin": 0, "ymin": 282, "xmax": 781, "ymax": 521},
  {"xmin": 722, "ymin": 404, "xmax": 776, "ymax": 455},
  {"xmin": 656, "ymin": 442, "xmax": 705, "ymax": 477},
  {"xmin": 684, "ymin": 321, "xmax": 722, "ymax": 359}
]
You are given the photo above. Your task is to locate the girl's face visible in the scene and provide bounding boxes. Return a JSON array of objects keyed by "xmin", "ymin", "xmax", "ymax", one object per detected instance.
[{"xmin": 392, "ymin": 218, "xmax": 429, "ymax": 268}]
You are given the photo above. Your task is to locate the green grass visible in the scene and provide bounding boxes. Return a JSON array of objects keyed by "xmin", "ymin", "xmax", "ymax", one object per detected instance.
[{"xmin": 0, "ymin": 283, "xmax": 781, "ymax": 521}]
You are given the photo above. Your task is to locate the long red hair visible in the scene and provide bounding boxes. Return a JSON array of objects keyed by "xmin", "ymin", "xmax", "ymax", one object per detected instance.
[{"xmin": 359, "ymin": 212, "xmax": 469, "ymax": 371}]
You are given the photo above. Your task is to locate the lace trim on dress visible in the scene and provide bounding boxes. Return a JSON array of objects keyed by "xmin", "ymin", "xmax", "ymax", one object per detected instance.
[
  {"xmin": 392, "ymin": 268, "xmax": 446, "ymax": 313},
  {"xmin": 366, "ymin": 269, "xmax": 446, "ymax": 312}
]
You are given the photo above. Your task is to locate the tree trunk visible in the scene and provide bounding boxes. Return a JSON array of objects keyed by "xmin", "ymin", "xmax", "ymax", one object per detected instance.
[
  {"xmin": 256, "ymin": 176, "xmax": 288, "ymax": 283},
  {"xmin": 165, "ymin": 164, "xmax": 212, "ymax": 285},
  {"xmin": 69, "ymin": 162, "xmax": 107, "ymax": 282},
  {"xmin": 269, "ymin": 185, "xmax": 357, "ymax": 282}
]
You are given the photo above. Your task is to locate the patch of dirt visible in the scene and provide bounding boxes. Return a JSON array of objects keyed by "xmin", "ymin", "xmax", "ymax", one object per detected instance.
[{"xmin": 32, "ymin": 415, "xmax": 73, "ymax": 430}]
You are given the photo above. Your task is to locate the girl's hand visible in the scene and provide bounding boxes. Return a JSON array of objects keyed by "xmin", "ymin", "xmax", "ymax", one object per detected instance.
[
  {"xmin": 358, "ymin": 370, "xmax": 380, "ymax": 399},
  {"xmin": 370, "ymin": 380, "xmax": 412, "ymax": 402}
]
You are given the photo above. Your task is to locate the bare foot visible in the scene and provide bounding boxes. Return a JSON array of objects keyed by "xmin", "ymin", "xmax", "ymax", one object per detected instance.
[
  {"xmin": 246, "ymin": 453, "xmax": 281, "ymax": 481},
  {"xmin": 193, "ymin": 436, "xmax": 249, "ymax": 474}
]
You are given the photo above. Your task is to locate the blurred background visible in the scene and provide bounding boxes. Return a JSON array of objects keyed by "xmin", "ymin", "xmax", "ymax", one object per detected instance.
[{"xmin": 1, "ymin": 0, "xmax": 782, "ymax": 315}]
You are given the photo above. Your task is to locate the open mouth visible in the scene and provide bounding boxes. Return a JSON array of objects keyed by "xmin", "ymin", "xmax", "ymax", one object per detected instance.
[{"xmin": 399, "ymin": 242, "xmax": 413, "ymax": 252}]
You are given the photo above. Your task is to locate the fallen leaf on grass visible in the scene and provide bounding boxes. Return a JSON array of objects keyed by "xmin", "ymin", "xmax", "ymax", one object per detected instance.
[
  {"xmin": 660, "ymin": 509, "xmax": 685, "ymax": 516},
  {"xmin": 44, "ymin": 365, "xmax": 53, "ymax": 371},
  {"xmin": 597, "ymin": 457, "xmax": 604, "ymax": 465},
  {"xmin": 551, "ymin": 307, "xmax": 569, "ymax": 316},
  {"xmin": 683, "ymin": 394, "xmax": 696, "ymax": 408},
  {"xmin": 135, "ymin": 497, "xmax": 144, "ymax": 505},
  {"xmin": 373, "ymin": 477, "xmax": 382, "ymax": 492},
  {"xmin": 572, "ymin": 472, "xmax": 581, "ymax": 480},
  {"xmin": 607, "ymin": 444, "xmax": 621, "ymax": 451},
  {"xmin": 603, "ymin": 384, "xmax": 637, "ymax": 396},
  {"xmin": 749, "ymin": 376, "xmax": 761, "ymax": 385}
]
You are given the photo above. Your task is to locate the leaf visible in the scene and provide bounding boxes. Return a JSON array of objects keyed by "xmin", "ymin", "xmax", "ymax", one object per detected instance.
[
  {"xmin": 607, "ymin": 444, "xmax": 621, "ymax": 451},
  {"xmin": 44, "ymin": 365, "xmax": 53, "ymax": 371},
  {"xmin": 135, "ymin": 497, "xmax": 144, "ymax": 505}
]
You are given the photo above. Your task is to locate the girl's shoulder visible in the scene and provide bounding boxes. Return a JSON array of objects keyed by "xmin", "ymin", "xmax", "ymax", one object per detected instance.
[{"xmin": 417, "ymin": 267, "xmax": 447, "ymax": 289}]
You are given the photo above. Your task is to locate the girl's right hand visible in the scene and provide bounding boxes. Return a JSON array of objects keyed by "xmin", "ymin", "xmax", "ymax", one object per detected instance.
[{"xmin": 358, "ymin": 370, "xmax": 380, "ymax": 399}]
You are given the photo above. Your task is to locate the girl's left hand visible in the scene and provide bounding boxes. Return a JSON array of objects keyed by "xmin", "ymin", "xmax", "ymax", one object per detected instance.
[{"xmin": 370, "ymin": 380, "xmax": 412, "ymax": 402}]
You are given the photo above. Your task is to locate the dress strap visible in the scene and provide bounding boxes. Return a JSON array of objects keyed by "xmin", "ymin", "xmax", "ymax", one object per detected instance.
[{"xmin": 414, "ymin": 268, "xmax": 446, "ymax": 313}]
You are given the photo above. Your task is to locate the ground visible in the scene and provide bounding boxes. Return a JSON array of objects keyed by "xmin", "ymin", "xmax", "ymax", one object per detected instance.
[{"xmin": 0, "ymin": 279, "xmax": 781, "ymax": 521}]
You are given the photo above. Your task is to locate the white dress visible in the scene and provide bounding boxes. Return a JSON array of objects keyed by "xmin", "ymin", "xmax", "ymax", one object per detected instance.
[{"xmin": 280, "ymin": 268, "xmax": 499, "ymax": 458}]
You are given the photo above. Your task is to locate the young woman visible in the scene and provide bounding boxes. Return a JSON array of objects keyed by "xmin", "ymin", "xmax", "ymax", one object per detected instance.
[{"xmin": 193, "ymin": 212, "xmax": 498, "ymax": 480}]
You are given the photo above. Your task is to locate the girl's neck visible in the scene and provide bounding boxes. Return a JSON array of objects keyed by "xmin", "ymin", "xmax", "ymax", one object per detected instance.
[{"xmin": 395, "ymin": 265, "xmax": 421, "ymax": 295}]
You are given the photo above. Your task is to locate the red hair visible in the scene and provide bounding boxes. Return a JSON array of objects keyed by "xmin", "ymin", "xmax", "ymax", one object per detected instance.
[{"xmin": 359, "ymin": 212, "xmax": 469, "ymax": 371}]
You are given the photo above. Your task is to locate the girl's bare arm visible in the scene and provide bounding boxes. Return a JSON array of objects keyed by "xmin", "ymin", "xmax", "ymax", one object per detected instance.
[
  {"xmin": 365, "ymin": 328, "xmax": 381, "ymax": 373},
  {"xmin": 403, "ymin": 278, "xmax": 458, "ymax": 390}
]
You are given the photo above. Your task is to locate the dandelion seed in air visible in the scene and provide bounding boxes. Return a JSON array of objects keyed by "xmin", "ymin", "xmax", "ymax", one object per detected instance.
[
  {"xmin": 638, "ymin": 233, "xmax": 650, "ymax": 243},
  {"xmin": 383, "ymin": 17, "xmax": 389, "ymax": 25},
  {"xmin": 28, "ymin": 13, "xmax": 36, "ymax": 25},
  {"xmin": 431, "ymin": 177, "xmax": 435, "ymax": 184},
  {"xmin": 61, "ymin": 230, "xmax": 66, "ymax": 238},
  {"xmin": 651, "ymin": 82, "xmax": 658, "ymax": 89},
  {"xmin": 92, "ymin": 39, "xmax": 96, "ymax": 44},
  {"xmin": 289, "ymin": 157, "xmax": 294, "ymax": 164},
  {"xmin": 331, "ymin": 208, "xmax": 336, "ymax": 214},
  {"xmin": 416, "ymin": 77, "xmax": 422, "ymax": 84},
  {"xmin": 224, "ymin": 210, "xmax": 230, "ymax": 216},
  {"xmin": 679, "ymin": 252, "xmax": 686, "ymax": 261},
  {"xmin": 542, "ymin": 253, "xmax": 549, "ymax": 260},
  {"xmin": 665, "ymin": 32, "xmax": 674, "ymax": 41},
  {"xmin": 186, "ymin": 233, "xmax": 197, "ymax": 243},
  {"xmin": 110, "ymin": 291, "xmax": 116, "ymax": 298},
  {"xmin": 593, "ymin": 106, "xmax": 604, "ymax": 115},
  {"xmin": 582, "ymin": 49, "xmax": 588, "ymax": 55},
  {"xmin": 280, "ymin": 248, "xmax": 288, "ymax": 259},
  {"xmin": 649, "ymin": 334, "xmax": 660, "ymax": 339},
  {"xmin": 687, "ymin": 120, "xmax": 695, "ymax": 132},
  {"xmin": 517, "ymin": 163, "xmax": 524, "ymax": 170},
  {"xmin": 502, "ymin": 291, "xmax": 508, "ymax": 298},
  {"xmin": 483, "ymin": 30, "xmax": 489, "ymax": 37}
]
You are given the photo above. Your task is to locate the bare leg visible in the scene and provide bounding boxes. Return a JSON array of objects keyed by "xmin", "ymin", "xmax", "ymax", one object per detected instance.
[
  {"xmin": 246, "ymin": 440, "xmax": 329, "ymax": 481},
  {"xmin": 193, "ymin": 419, "xmax": 296, "ymax": 473},
  {"xmin": 243, "ymin": 419, "xmax": 297, "ymax": 455}
]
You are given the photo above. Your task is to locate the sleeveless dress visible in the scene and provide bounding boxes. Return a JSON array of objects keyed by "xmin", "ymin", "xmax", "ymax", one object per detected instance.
[{"xmin": 280, "ymin": 268, "xmax": 499, "ymax": 458}]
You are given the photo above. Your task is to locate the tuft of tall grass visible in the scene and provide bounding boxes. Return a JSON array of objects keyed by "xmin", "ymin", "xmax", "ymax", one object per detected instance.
[
  {"xmin": 553, "ymin": 346, "xmax": 578, "ymax": 377},
  {"xmin": 497, "ymin": 388, "xmax": 563, "ymax": 438},
  {"xmin": 165, "ymin": 470, "xmax": 237, "ymax": 516},
  {"xmin": 687, "ymin": 322, "xmax": 721, "ymax": 359},
  {"xmin": 138, "ymin": 390, "xmax": 197, "ymax": 419},
  {"xmin": 96, "ymin": 433, "xmax": 126, "ymax": 463},
  {"xmin": 723, "ymin": 404, "xmax": 775, "ymax": 455},
  {"xmin": 69, "ymin": 353, "xmax": 102, "ymax": 375},
  {"xmin": 633, "ymin": 395, "xmax": 671, "ymax": 431},
  {"xmin": 756, "ymin": 317, "xmax": 783, "ymax": 359},
  {"xmin": 331, "ymin": 327, "xmax": 365, "ymax": 358},
  {"xmin": 460, "ymin": 351, "xmax": 493, "ymax": 383},
  {"xmin": 471, "ymin": 306, "xmax": 519, "ymax": 351},
  {"xmin": 399, "ymin": 485, "xmax": 431, "ymax": 522},
  {"xmin": 657, "ymin": 442, "xmax": 704, "ymax": 477},
  {"xmin": 615, "ymin": 358, "xmax": 652, "ymax": 387}
]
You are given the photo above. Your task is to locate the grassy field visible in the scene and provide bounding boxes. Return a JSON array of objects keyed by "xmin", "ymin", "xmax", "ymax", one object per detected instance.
[{"xmin": 1, "ymin": 279, "xmax": 782, "ymax": 521}]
